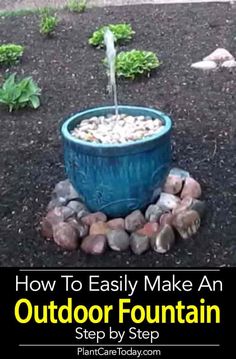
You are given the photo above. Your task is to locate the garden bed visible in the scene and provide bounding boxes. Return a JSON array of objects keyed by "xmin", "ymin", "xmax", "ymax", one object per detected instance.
[{"xmin": 0, "ymin": 2, "xmax": 235, "ymax": 267}]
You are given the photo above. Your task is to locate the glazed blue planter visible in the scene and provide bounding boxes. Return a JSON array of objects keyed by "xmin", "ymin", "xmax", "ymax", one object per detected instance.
[{"xmin": 61, "ymin": 106, "xmax": 172, "ymax": 218}]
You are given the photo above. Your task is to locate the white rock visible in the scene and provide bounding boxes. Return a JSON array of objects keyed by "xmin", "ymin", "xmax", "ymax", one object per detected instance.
[
  {"xmin": 221, "ymin": 60, "xmax": 236, "ymax": 68},
  {"xmin": 191, "ymin": 60, "xmax": 217, "ymax": 70},
  {"xmin": 203, "ymin": 48, "xmax": 234, "ymax": 63}
]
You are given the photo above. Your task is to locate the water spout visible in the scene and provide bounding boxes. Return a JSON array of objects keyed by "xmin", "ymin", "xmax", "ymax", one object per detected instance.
[{"xmin": 104, "ymin": 28, "xmax": 119, "ymax": 117}]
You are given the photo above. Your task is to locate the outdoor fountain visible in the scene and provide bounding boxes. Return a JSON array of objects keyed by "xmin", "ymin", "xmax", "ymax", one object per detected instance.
[
  {"xmin": 41, "ymin": 29, "xmax": 205, "ymax": 255},
  {"xmin": 61, "ymin": 28, "xmax": 172, "ymax": 218}
]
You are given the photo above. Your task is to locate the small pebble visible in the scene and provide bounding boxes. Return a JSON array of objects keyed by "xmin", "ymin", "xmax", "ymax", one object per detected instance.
[
  {"xmin": 125, "ymin": 210, "xmax": 146, "ymax": 232},
  {"xmin": 130, "ymin": 233, "xmax": 149, "ymax": 255},
  {"xmin": 81, "ymin": 235, "xmax": 107, "ymax": 255},
  {"xmin": 71, "ymin": 114, "xmax": 165, "ymax": 144},
  {"xmin": 107, "ymin": 229, "xmax": 130, "ymax": 251}
]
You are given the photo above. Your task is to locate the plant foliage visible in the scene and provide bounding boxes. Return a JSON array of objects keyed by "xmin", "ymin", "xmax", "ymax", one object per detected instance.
[
  {"xmin": 0, "ymin": 73, "xmax": 41, "ymax": 112},
  {"xmin": 66, "ymin": 0, "xmax": 86, "ymax": 13},
  {"xmin": 89, "ymin": 23, "xmax": 135, "ymax": 47},
  {"xmin": 0, "ymin": 44, "xmax": 24, "ymax": 65},
  {"xmin": 39, "ymin": 8, "xmax": 58, "ymax": 35},
  {"xmin": 114, "ymin": 50, "xmax": 160, "ymax": 79}
]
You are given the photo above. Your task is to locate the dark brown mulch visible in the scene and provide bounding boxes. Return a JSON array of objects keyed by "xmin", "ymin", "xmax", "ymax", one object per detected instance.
[{"xmin": 0, "ymin": 3, "xmax": 235, "ymax": 267}]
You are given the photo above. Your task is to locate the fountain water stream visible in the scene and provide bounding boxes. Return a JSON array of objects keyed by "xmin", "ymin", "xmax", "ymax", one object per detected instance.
[{"xmin": 104, "ymin": 28, "xmax": 119, "ymax": 117}]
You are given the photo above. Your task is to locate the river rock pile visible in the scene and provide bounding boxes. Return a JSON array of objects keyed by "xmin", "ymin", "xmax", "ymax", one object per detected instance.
[
  {"xmin": 71, "ymin": 114, "xmax": 164, "ymax": 144},
  {"xmin": 41, "ymin": 168, "xmax": 205, "ymax": 255}
]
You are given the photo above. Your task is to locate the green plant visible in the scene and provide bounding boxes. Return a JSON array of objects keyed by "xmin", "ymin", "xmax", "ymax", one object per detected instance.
[
  {"xmin": 89, "ymin": 23, "xmax": 135, "ymax": 47},
  {"xmin": 114, "ymin": 50, "xmax": 160, "ymax": 79},
  {"xmin": 66, "ymin": 0, "xmax": 86, "ymax": 13},
  {"xmin": 0, "ymin": 73, "xmax": 41, "ymax": 112},
  {"xmin": 0, "ymin": 44, "xmax": 24, "ymax": 65},
  {"xmin": 39, "ymin": 8, "xmax": 58, "ymax": 36}
]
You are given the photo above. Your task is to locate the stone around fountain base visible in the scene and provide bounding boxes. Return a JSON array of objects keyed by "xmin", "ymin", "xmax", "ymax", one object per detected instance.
[{"xmin": 40, "ymin": 168, "xmax": 206, "ymax": 255}]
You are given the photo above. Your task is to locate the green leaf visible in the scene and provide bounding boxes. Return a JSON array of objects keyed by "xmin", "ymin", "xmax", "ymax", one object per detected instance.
[
  {"xmin": 29, "ymin": 95, "xmax": 40, "ymax": 109},
  {"xmin": 3, "ymin": 73, "xmax": 16, "ymax": 90},
  {"xmin": 112, "ymin": 50, "xmax": 160, "ymax": 79},
  {"xmin": 89, "ymin": 23, "xmax": 135, "ymax": 47},
  {"xmin": 0, "ymin": 73, "xmax": 41, "ymax": 112}
]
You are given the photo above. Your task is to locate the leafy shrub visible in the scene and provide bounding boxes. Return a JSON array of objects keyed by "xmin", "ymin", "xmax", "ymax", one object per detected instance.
[
  {"xmin": 89, "ymin": 23, "xmax": 135, "ymax": 47},
  {"xmin": 0, "ymin": 44, "xmax": 24, "ymax": 65},
  {"xmin": 0, "ymin": 73, "xmax": 41, "ymax": 112},
  {"xmin": 114, "ymin": 50, "xmax": 160, "ymax": 79},
  {"xmin": 66, "ymin": 0, "xmax": 86, "ymax": 13},
  {"xmin": 40, "ymin": 8, "xmax": 58, "ymax": 36}
]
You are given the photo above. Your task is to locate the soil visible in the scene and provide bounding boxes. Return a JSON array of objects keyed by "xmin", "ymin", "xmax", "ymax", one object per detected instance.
[{"xmin": 0, "ymin": 3, "xmax": 235, "ymax": 267}]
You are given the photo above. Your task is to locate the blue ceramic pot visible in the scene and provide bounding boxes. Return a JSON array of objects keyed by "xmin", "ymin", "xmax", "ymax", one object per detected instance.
[{"xmin": 61, "ymin": 106, "xmax": 172, "ymax": 217}]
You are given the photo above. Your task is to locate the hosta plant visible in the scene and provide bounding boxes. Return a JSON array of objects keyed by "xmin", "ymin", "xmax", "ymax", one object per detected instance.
[
  {"xmin": 0, "ymin": 44, "xmax": 24, "ymax": 65},
  {"xmin": 40, "ymin": 8, "xmax": 58, "ymax": 36},
  {"xmin": 66, "ymin": 0, "xmax": 86, "ymax": 13},
  {"xmin": 114, "ymin": 50, "xmax": 160, "ymax": 79},
  {"xmin": 89, "ymin": 23, "xmax": 135, "ymax": 47},
  {"xmin": 0, "ymin": 73, "xmax": 41, "ymax": 112}
]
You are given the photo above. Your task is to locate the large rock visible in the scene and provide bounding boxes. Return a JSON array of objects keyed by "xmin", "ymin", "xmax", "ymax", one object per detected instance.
[
  {"xmin": 136, "ymin": 222, "xmax": 159, "ymax": 238},
  {"xmin": 89, "ymin": 221, "xmax": 109, "ymax": 236},
  {"xmin": 47, "ymin": 197, "xmax": 66, "ymax": 211},
  {"xmin": 67, "ymin": 200, "xmax": 88, "ymax": 214},
  {"xmin": 66, "ymin": 218, "xmax": 89, "ymax": 238},
  {"xmin": 151, "ymin": 225, "xmax": 175, "ymax": 254},
  {"xmin": 163, "ymin": 174, "xmax": 183, "ymax": 195},
  {"xmin": 156, "ymin": 193, "xmax": 181, "ymax": 211},
  {"xmin": 203, "ymin": 48, "xmax": 234, "ymax": 62},
  {"xmin": 53, "ymin": 222, "xmax": 79, "ymax": 250},
  {"xmin": 180, "ymin": 177, "xmax": 202, "ymax": 199},
  {"xmin": 169, "ymin": 167, "xmax": 190, "ymax": 179},
  {"xmin": 41, "ymin": 206, "xmax": 75, "ymax": 239},
  {"xmin": 130, "ymin": 233, "xmax": 149, "ymax": 255},
  {"xmin": 172, "ymin": 210, "xmax": 200, "ymax": 239},
  {"xmin": 145, "ymin": 204, "xmax": 163, "ymax": 222},
  {"xmin": 159, "ymin": 212, "xmax": 174, "ymax": 226},
  {"xmin": 172, "ymin": 197, "xmax": 205, "ymax": 218},
  {"xmin": 81, "ymin": 212, "xmax": 107, "ymax": 226},
  {"xmin": 125, "ymin": 210, "xmax": 146, "ymax": 232},
  {"xmin": 77, "ymin": 209, "xmax": 90, "ymax": 219},
  {"xmin": 80, "ymin": 235, "xmax": 107, "ymax": 255},
  {"xmin": 190, "ymin": 199, "xmax": 206, "ymax": 218},
  {"xmin": 52, "ymin": 179, "xmax": 82, "ymax": 203},
  {"xmin": 107, "ymin": 229, "xmax": 130, "ymax": 251},
  {"xmin": 107, "ymin": 218, "xmax": 125, "ymax": 230},
  {"xmin": 172, "ymin": 197, "xmax": 192, "ymax": 216}
]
